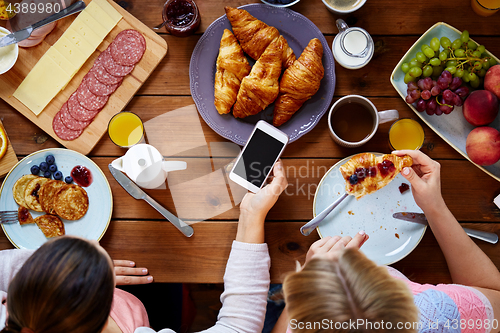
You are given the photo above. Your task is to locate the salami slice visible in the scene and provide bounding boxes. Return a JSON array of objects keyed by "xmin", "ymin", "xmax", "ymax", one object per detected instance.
[
  {"xmin": 91, "ymin": 62, "xmax": 123, "ymax": 85},
  {"xmin": 85, "ymin": 71, "xmax": 120, "ymax": 97},
  {"xmin": 110, "ymin": 30, "xmax": 146, "ymax": 66},
  {"xmin": 60, "ymin": 102, "xmax": 90, "ymax": 131},
  {"xmin": 68, "ymin": 93, "xmax": 99, "ymax": 122},
  {"xmin": 53, "ymin": 112, "xmax": 83, "ymax": 141},
  {"xmin": 76, "ymin": 83, "xmax": 109, "ymax": 111},
  {"xmin": 100, "ymin": 49, "xmax": 134, "ymax": 77}
]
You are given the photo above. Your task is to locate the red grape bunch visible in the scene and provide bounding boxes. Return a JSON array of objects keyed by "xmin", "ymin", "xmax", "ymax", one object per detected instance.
[{"xmin": 405, "ymin": 70, "xmax": 470, "ymax": 116}]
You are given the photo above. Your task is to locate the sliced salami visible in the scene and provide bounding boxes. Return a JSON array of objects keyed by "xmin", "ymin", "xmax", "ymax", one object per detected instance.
[
  {"xmin": 110, "ymin": 30, "xmax": 146, "ymax": 66},
  {"xmin": 85, "ymin": 71, "xmax": 120, "ymax": 97},
  {"xmin": 76, "ymin": 83, "xmax": 109, "ymax": 111},
  {"xmin": 68, "ymin": 93, "xmax": 99, "ymax": 122},
  {"xmin": 91, "ymin": 62, "xmax": 123, "ymax": 85},
  {"xmin": 100, "ymin": 49, "xmax": 134, "ymax": 77},
  {"xmin": 53, "ymin": 112, "xmax": 83, "ymax": 141},
  {"xmin": 60, "ymin": 102, "xmax": 90, "ymax": 131}
]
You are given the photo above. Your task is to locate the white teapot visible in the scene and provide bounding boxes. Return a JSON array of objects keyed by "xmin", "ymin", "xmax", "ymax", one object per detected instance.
[{"xmin": 111, "ymin": 144, "xmax": 187, "ymax": 189}]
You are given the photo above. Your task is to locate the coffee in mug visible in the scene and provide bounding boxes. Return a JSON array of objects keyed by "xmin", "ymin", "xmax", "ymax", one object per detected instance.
[{"xmin": 324, "ymin": 0, "xmax": 363, "ymax": 11}]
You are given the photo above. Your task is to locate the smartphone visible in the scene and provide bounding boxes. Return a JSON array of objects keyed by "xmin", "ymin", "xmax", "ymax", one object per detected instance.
[{"xmin": 229, "ymin": 120, "xmax": 289, "ymax": 193}]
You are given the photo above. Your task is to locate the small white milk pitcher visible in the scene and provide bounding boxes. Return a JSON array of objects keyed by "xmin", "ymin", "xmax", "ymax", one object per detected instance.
[{"xmin": 111, "ymin": 144, "xmax": 187, "ymax": 189}]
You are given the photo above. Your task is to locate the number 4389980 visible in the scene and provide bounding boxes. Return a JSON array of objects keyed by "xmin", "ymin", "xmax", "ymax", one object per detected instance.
[{"xmin": 6, "ymin": 2, "xmax": 61, "ymax": 15}]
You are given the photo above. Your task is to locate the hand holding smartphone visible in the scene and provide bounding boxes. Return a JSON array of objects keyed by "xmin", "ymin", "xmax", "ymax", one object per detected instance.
[{"xmin": 229, "ymin": 121, "xmax": 289, "ymax": 193}]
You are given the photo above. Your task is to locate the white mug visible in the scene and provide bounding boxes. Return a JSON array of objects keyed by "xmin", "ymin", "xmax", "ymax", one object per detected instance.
[{"xmin": 328, "ymin": 95, "xmax": 399, "ymax": 148}]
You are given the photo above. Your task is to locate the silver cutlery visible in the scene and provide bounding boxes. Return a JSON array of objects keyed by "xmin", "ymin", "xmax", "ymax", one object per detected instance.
[
  {"xmin": 0, "ymin": 211, "xmax": 18, "ymax": 224},
  {"xmin": 393, "ymin": 212, "xmax": 498, "ymax": 244},
  {"xmin": 109, "ymin": 164, "xmax": 194, "ymax": 237},
  {"xmin": 300, "ymin": 192, "xmax": 349, "ymax": 236},
  {"xmin": 0, "ymin": 1, "xmax": 86, "ymax": 48}
]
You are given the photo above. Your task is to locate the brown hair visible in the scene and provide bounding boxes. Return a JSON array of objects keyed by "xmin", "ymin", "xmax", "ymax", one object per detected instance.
[
  {"xmin": 2, "ymin": 236, "xmax": 114, "ymax": 333},
  {"xmin": 283, "ymin": 248, "xmax": 419, "ymax": 333}
]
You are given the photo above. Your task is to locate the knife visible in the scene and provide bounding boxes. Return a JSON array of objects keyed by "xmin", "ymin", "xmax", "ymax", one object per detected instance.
[
  {"xmin": 109, "ymin": 164, "xmax": 194, "ymax": 237},
  {"xmin": 0, "ymin": 1, "xmax": 86, "ymax": 48},
  {"xmin": 393, "ymin": 212, "xmax": 498, "ymax": 244}
]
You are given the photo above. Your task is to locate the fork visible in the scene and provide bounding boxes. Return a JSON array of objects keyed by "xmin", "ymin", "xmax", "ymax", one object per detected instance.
[{"xmin": 0, "ymin": 211, "xmax": 18, "ymax": 224}]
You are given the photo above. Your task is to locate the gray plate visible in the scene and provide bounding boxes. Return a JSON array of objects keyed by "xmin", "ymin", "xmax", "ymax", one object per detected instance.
[{"xmin": 189, "ymin": 3, "xmax": 336, "ymax": 145}]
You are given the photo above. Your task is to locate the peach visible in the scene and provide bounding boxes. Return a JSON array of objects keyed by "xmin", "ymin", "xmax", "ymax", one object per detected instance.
[
  {"xmin": 466, "ymin": 126, "xmax": 500, "ymax": 166},
  {"xmin": 485, "ymin": 65, "xmax": 500, "ymax": 100},
  {"xmin": 463, "ymin": 90, "xmax": 499, "ymax": 126}
]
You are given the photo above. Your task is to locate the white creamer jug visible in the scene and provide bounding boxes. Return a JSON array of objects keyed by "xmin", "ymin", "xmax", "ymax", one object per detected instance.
[{"xmin": 111, "ymin": 144, "xmax": 187, "ymax": 189}]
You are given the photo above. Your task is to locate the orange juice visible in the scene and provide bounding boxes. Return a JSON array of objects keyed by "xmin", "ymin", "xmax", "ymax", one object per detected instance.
[
  {"xmin": 389, "ymin": 119, "xmax": 425, "ymax": 150},
  {"xmin": 471, "ymin": 0, "xmax": 500, "ymax": 16},
  {"xmin": 108, "ymin": 112, "xmax": 144, "ymax": 148}
]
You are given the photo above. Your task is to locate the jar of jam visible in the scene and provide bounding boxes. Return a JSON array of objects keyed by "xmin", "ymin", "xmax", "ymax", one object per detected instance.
[{"xmin": 162, "ymin": 0, "xmax": 201, "ymax": 37}]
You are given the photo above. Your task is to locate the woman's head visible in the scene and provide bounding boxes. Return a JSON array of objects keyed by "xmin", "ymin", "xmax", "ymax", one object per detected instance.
[
  {"xmin": 3, "ymin": 236, "xmax": 114, "ymax": 333},
  {"xmin": 283, "ymin": 248, "xmax": 418, "ymax": 333}
]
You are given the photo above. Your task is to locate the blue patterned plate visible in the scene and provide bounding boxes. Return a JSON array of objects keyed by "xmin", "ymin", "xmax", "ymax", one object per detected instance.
[
  {"xmin": 190, "ymin": 3, "xmax": 336, "ymax": 145},
  {"xmin": 1, "ymin": 148, "xmax": 112, "ymax": 249}
]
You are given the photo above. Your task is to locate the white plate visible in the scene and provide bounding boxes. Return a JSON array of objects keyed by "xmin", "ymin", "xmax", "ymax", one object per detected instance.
[
  {"xmin": 314, "ymin": 154, "xmax": 426, "ymax": 265},
  {"xmin": 390, "ymin": 22, "xmax": 500, "ymax": 182},
  {"xmin": 1, "ymin": 148, "xmax": 112, "ymax": 249}
]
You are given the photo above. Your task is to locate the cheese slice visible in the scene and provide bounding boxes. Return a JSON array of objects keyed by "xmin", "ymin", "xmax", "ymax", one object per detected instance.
[
  {"xmin": 85, "ymin": 1, "xmax": 121, "ymax": 32},
  {"xmin": 68, "ymin": 18, "xmax": 103, "ymax": 50},
  {"xmin": 52, "ymin": 35, "xmax": 88, "ymax": 68},
  {"xmin": 65, "ymin": 27, "xmax": 95, "ymax": 58},
  {"xmin": 93, "ymin": 0, "xmax": 122, "ymax": 24},
  {"xmin": 44, "ymin": 47, "xmax": 78, "ymax": 77},
  {"xmin": 75, "ymin": 10, "xmax": 108, "ymax": 37},
  {"xmin": 13, "ymin": 57, "xmax": 70, "ymax": 115}
]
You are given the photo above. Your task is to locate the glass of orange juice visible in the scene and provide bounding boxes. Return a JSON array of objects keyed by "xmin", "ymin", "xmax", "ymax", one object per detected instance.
[
  {"xmin": 108, "ymin": 111, "xmax": 145, "ymax": 148},
  {"xmin": 389, "ymin": 118, "xmax": 425, "ymax": 150},
  {"xmin": 471, "ymin": 0, "xmax": 500, "ymax": 16}
]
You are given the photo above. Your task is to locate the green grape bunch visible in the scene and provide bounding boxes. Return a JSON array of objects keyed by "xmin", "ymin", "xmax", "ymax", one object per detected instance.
[{"xmin": 401, "ymin": 30, "xmax": 497, "ymax": 89}]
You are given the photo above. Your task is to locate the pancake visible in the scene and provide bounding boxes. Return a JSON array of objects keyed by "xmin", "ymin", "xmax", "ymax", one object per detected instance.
[
  {"xmin": 34, "ymin": 214, "xmax": 65, "ymax": 238},
  {"xmin": 39, "ymin": 180, "xmax": 66, "ymax": 214},
  {"xmin": 18, "ymin": 206, "xmax": 34, "ymax": 225},
  {"xmin": 53, "ymin": 184, "xmax": 89, "ymax": 220},
  {"xmin": 12, "ymin": 175, "xmax": 38, "ymax": 208},
  {"xmin": 24, "ymin": 177, "xmax": 50, "ymax": 212}
]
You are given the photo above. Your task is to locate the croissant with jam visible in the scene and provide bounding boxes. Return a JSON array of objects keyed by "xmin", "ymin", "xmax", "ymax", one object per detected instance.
[
  {"xmin": 273, "ymin": 38, "xmax": 324, "ymax": 127},
  {"xmin": 224, "ymin": 6, "xmax": 296, "ymax": 68},
  {"xmin": 214, "ymin": 29, "xmax": 252, "ymax": 115},
  {"xmin": 232, "ymin": 36, "xmax": 284, "ymax": 118},
  {"xmin": 339, "ymin": 153, "xmax": 413, "ymax": 200}
]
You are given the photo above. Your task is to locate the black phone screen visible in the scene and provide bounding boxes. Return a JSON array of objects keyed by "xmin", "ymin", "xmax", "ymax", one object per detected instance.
[{"xmin": 233, "ymin": 128, "xmax": 285, "ymax": 188}]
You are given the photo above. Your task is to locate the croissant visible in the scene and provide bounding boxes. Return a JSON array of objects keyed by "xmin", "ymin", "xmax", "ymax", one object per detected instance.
[
  {"xmin": 232, "ymin": 36, "xmax": 284, "ymax": 118},
  {"xmin": 214, "ymin": 29, "xmax": 252, "ymax": 115},
  {"xmin": 225, "ymin": 6, "xmax": 296, "ymax": 68},
  {"xmin": 273, "ymin": 38, "xmax": 324, "ymax": 127}
]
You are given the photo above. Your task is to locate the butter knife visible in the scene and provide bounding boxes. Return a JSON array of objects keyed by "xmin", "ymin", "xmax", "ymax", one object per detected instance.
[
  {"xmin": 393, "ymin": 212, "xmax": 498, "ymax": 244},
  {"xmin": 109, "ymin": 164, "xmax": 194, "ymax": 237},
  {"xmin": 0, "ymin": 1, "xmax": 86, "ymax": 48}
]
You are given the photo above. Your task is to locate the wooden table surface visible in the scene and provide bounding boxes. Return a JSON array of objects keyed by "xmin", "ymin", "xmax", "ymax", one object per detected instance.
[{"xmin": 1, "ymin": 0, "xmax": 500, "ymax": 284}]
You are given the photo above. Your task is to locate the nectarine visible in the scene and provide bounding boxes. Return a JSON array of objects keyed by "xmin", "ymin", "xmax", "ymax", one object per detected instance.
[
  {"xmin": 485, "ymin": 65, "xmax": 500, "ymax": 100},
  {"xmin": 463, "ymin": 90, "xmax": 499, "ymax": 126},
  {"xmin": 466, "ymin": 127, "xmax": 500, "ymax": 166}
]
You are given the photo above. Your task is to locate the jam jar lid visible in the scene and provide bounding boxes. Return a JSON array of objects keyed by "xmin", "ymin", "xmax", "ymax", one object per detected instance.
[{"xmin": 162, "ymin": 0, "xmax": 201, "ymax": 37}]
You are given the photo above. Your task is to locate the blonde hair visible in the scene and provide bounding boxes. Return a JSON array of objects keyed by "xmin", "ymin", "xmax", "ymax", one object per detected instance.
[{"xmin": 283, "ymin": 248, "xmax": 419, "ymax": 333}]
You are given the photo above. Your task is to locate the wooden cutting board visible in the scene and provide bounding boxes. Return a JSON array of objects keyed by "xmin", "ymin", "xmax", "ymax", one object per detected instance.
[
  {"xmin": 0, "ymin": 120, "xmax": 18, "ymax": 178},
  {"xmin": 0, "ymin": 0, "xmax": 168, "ymax": 155}
]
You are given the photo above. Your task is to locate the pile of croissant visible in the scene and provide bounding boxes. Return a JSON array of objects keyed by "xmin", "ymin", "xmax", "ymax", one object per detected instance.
[{"xmin": 214, "ymin": 7, "xmax": 325, "ymax": 127}]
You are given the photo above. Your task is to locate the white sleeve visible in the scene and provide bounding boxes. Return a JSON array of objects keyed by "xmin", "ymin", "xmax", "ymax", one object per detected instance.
[
  {"xmin": 0, "ymin": 249, "xmax": 34, "ymax": 292},
  {"xmin": 199, "ymin": 240, "xmax": 271, "ymax": 333}
]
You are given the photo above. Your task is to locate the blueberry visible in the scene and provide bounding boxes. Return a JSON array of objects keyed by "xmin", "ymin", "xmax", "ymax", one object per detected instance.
[
  {"xmin": 39, "ymin": 162, "xmax": 49, "ymax": 172},
  {"xmin": 49, "ymin": 164, "xmax": 57, "ymax": 173},
  {"xmin": 349, "ymin": 174, "xmax": 358, "ymax": 185},
  {"xmin": 53, "ymin": 171, "xmax": 63, "ymax": 180},
  {"xmin": 65, "ymin": 176, "xmax": 73, "ymax": 184},
  {"xmin": 43, "ymin": 171, "xmax": 52, "ymax": 178},
  {"xmin": 46, "ymin": 154, "xmax": 55, "ymax": 165},
  {"xmin": 30, "ymin": 165, "xmax": 40, "ymax": 175}
]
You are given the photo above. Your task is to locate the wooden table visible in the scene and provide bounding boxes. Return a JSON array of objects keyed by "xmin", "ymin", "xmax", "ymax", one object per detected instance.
[{"xmin": 1, "ymin": 0, "xmax": 500, "ymax": 284}]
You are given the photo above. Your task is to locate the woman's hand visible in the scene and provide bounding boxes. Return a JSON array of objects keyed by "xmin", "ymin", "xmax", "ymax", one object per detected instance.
[
  {"xmin": 305, "ymin": 231, "xmax": 368, "ymax": 265},
  {"xmin": 392, "ymin": 150, "xmax": 445, "ymax": 213},
  {"xmin": 239, "ymin": 161, "xmax": 288, "ymax": 222},
  {"xmin": 236, "ymin": 161, "xmax": 288, "ymax": 244},
  {"xmin": 113, "ymin": 260, "xmax": 153, "ymax": 285}
]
